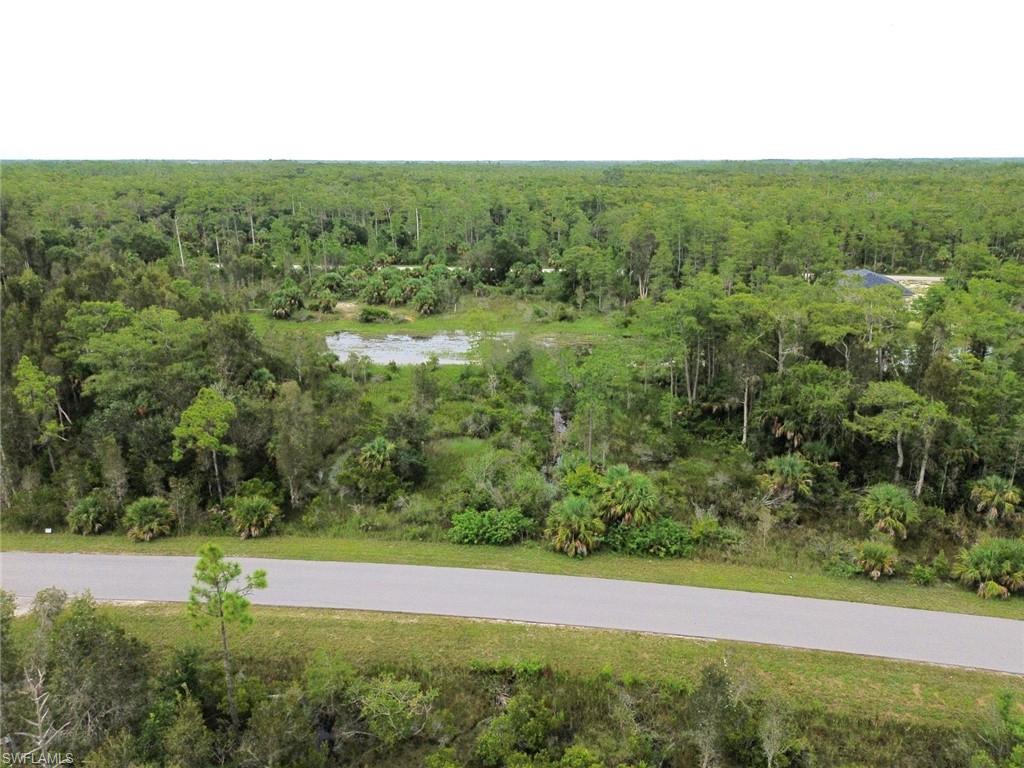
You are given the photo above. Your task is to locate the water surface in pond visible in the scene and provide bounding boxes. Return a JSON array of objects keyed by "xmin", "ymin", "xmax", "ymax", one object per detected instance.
[{"xmin": 325, "ymin": 331, "xmax": 507, "ymax": 365}]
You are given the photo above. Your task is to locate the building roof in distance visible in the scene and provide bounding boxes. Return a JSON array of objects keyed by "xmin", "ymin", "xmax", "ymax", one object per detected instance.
[{"xmin": 841, "ymin": 268, "xmax": 914, "ymax": 296}]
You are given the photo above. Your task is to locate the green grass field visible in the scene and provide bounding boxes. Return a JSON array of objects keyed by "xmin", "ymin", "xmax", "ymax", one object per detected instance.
[
  {"xmin": 4, "ymin": 531, "xmax": 1021, "ymax": 619},
  {"xmin": 20, "ymin": 602, "xmax": 1015, "ymax": 731}
]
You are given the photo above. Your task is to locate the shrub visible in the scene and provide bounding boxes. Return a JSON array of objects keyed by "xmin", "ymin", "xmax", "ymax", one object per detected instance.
[
  {"xmin": 444, "ymin": 450, "xmax": 554, "ymax": 522},
  {"xmin": 268, "ymin": 279, "xmax": 304, "ymax": 319},
  {"xmin": 162, "ymin": 696, "xmax": 214, "ymax": 767},
  {"xmin": 67, "ymin": 493, "xmax": 112, "ymax": 535},
  {"xmin": 340, "ymin": 268, "xmax": 369, "ymax": 298},
  {"xmin": 335, "ymin": 437, "xmax": 402, "ymax": 502},
  {"xmin": 360, "ymin": 436, "xmax": 395, "ymax": 473},
  {"xmin": 237, "ymin": 685, "xmax": 319, "ymax": 764},
  {"xmin": 351, "ymin": 673, "xmax": 437, "ymax": 747},
  {"xmin": 858, "ymin": 483, "xmax": 919, "ymax": 539},
  {"xmin": 474, "ymin": 694, "xmax": 563, "ymax": 767},
  {"xmin": 461, "ymin": 410, "xmax": 498, "ymax": 438},
  {"xmin": 910, "ymin": 563, "xmax": 936, "ymax": 586},
  {"xmin": 971, "ymin": 475, "xmax": 1022, "ymax": 525},
  {"xmin": 503, "ymin": 467, "xmax": 556, "ymax": 521},
  {"xmin": 122, "ymin": 497, "xmax": 175, "ymax": 541},
  {"xmin": 953, "ymin": 537, "xmax": 1024, "ymax": 599},
  {"xmin": 449, "ymin": 508, "xmax": 533, "ymax": 545},
  {"xmin": 605, "ymin": 518, "xmax": 695, "ymax": 558},
  {"xmin": 690, "ymin": 514, "xmax": 743, "ymax": 553},
  {"xmin": 235, "ymin": 477, "xmax": 284, "ymax": 505},
  {"xmin": 559, "ymin": 746, "xmax": 604, "ymax": 768},
  {"xmin": 760, "ymin": 454, "xmax": 813, "ymax": 500},
  {"xmin": 47, "ymin": 595, "xmax": 151, "ymax": 752},
  {"xmin": 931, "ymin": 550, "xmax": 950, "ymax": 579},
  {"xmin": 358, "ymin": 305, "xmax": 393, "ymax": 323},
  {"xmin": 823, "ymin": 553, "xmax": 861, "ymax": 579},
  {"xmin": 229, "ymin": 495, "xmax": 281, "ymax": 539},
  {"xmin": 309, "ymin": 287, "xmax": 336, "ymax": 313},
  {"xmin": 425, "ymin": 748, "xmax": 460, "ymax": 768},
  {"xmin": 558, "ymin": 461, "xmax": 604, "ymax": 500},
  {"xmin": 599, "ymin": 464, "xmax": 659, "ymax": 526},
  {"xmin": 855, "ymin": 539, "xmax": 898, "ymax": 580},
  {"xmin": 545, "ymin": 496, "xmax": 604, "ymax": 557},
  {"xmin": 414, "ymin": 286, "xmax": 439, "ymax": 314}
]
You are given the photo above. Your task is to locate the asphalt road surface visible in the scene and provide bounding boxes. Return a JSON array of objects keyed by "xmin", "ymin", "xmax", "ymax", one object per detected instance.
[{"xmin": 2, "ymin": 551, "xmax": 1021, "ymax": 674}]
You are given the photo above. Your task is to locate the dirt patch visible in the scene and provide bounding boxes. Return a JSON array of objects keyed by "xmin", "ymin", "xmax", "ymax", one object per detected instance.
[{"xmin": 334, "ymin": 301, "xmax": 360, "ymax": 319}]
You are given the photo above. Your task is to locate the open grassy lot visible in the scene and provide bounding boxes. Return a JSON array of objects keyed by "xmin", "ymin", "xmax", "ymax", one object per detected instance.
[
  {"xmin": 13, "ymin": 602, "xmax": 1015, "ymax": 731},
  {"xmin": 5, "ymin": 531, "xmax": 1021, "ymax": 619}
]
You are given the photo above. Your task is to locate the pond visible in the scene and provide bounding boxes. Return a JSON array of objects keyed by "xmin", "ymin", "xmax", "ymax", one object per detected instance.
[{"xmin": 325, "ymin": 330, "xmax": 507, "ymax": 365}]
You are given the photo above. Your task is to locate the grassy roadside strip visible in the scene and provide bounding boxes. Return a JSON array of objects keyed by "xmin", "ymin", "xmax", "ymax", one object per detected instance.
[
  {"xmin": 4, "ymin": 531, "xmax": 1022, "ymax": 619},
  {"xmin": 13, "ymin": 602, "xmax": 1016, "ymax": 731}
]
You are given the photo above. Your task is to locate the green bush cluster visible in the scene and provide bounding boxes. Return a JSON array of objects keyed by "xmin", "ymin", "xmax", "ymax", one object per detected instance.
[
  {"xmin": 441, "ymin": 449, "xmax": 554, "ymax": 521},
  {"xmin": 67, "ymin": 493, "xmax": 114, "ymax": 535},
  {"xmin": 545, "ymin": 496, "xmax": 605, "ymax": 557},
  {"xmin": 689, "ymin": 515, "xmax": 743, "ymax": 552},
  {"xmin": 545, "ymin": 463, "xmax": 657, "ymax": 558},
  {"xmin": 858, "ymin": 483, "xmax": 920, "ymax": 540},
  {"xmin": 604, "ymin": 517, "xmax": 695, "ymax": 558},
  {"xmin": 123, "ymin": 497, "xmax": 175, "ymax": 542},
  {"xmin": 541, "ymin": 462, "xmax": 746, "ymax": 560},
  {"xmin": 953, "ymin": 537, "xmax": 1024, "ymax": 599},
  {"xmin": 268, "ymin": 278, "xmax": 305, "ymax": 318},
  {"xmin": 268, "ymin": 264, "xmax": 466, "ymax": 320},
  {"xmin": 228, "ymin": 494, "xmax": 281, "ymax": 539},
  {"xmin": 474, "ymin": 693, "xmax": 565, "ymax": 766},
  {"xmin": 358, "ymin": 305, "xmax": 396, "ymax": 323},
  {"xmin": 855, "ymin": 539, "xmax": 899, "ymax": 580},
  {"xmin": 449, "ymin": 507, "xmax": 534, "ymax": 545}
]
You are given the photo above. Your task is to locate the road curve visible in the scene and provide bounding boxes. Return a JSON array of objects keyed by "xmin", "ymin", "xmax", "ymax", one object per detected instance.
[{"xmin": 1, "ymin": 551, "xmax": 1021, "ymax": 674}]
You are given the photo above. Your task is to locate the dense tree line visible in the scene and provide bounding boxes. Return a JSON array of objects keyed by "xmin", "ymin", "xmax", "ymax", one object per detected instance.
[
  {"xmin": 2, "ymin": 161, "xmax": 1023, "ymax": 598},
  {"xmin": 4, "ymin": 160, "xmax": 1023, "ymax": 293}
]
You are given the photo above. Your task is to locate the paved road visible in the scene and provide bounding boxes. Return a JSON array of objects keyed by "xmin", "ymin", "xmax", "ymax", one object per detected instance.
[{"xmin": 2, "ymin": 552, "xmax": 1021, "ymax": 674}]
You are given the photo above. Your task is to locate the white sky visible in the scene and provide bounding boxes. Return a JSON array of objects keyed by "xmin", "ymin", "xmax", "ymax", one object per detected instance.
[{"xmin": 3, "ymin": 0, "xmax": 1022, "ymax": 160}]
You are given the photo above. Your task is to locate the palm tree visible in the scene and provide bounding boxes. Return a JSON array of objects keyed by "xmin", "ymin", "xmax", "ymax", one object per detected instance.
[
  {"xmin": 858, "ymin": 482, "xmax": 920, "ymax": 540},
  {"xmin": 953, "ymin": 538, "xmax": 1024, "ymax": 598},
  {"xmin": 600, "ymin": 465, "xmax": 659, "ymax": 526},
  {"xmin": 760, "ymin": 454, "xmax": 813, "ymax": 502},
  {"xmin": 603, "ymin": 463, "xmax": 631, "ymax": 488},
  {"xmin": 545, "ymin": 496, "xmax": 605, "ymax": 557},
  {"xmin": 358, "ymin": 436, "xmax": 395, "ymax": 473},
  {"xmin": 855, "ymin": 539, "xmax": 898, "ymax": 580},
  {"xmin": 970, "ymin": 475, "xmax": 1022, "ymax": 525}
]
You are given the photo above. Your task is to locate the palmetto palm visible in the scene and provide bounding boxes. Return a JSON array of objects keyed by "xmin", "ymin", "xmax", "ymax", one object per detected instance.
[
  {"xmin": 858, "ymin": 483, "xmax": 920, "ymax": 540},
  {"xmin": 600, "ymin": 465, "xmax": 659, "ymax": 526},
  {"xmin": 358, "ymin": 437, "xmax": 395, "ymax": 473},
  {"xmin": 230, "ymin": 495, "xmax": 281, "ymax": 539},
  {"xmin": 971, "ymin": 475, "xmax": 1022, "ymax": 525},
  {"xmin": 545, "ymin": 496, "xmax": 605, "ymax": 557},
  {"xmin": 122, "ymin": 496, "xmax": 175, "ymax": 542},
  {"xmin": 856, "ymin": 539, "xmax": 898, "ymax": 580},
  {"xmin": 953, "ymin": 538, "xmax": 1024, "ymax": 599},
  {"xmin": 760, "ymin": 454, "xmax": 813, "ymax": 501},
  {"xmin": 604, "ymin": 463, "xmax": 630, "ymax": 488}
]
